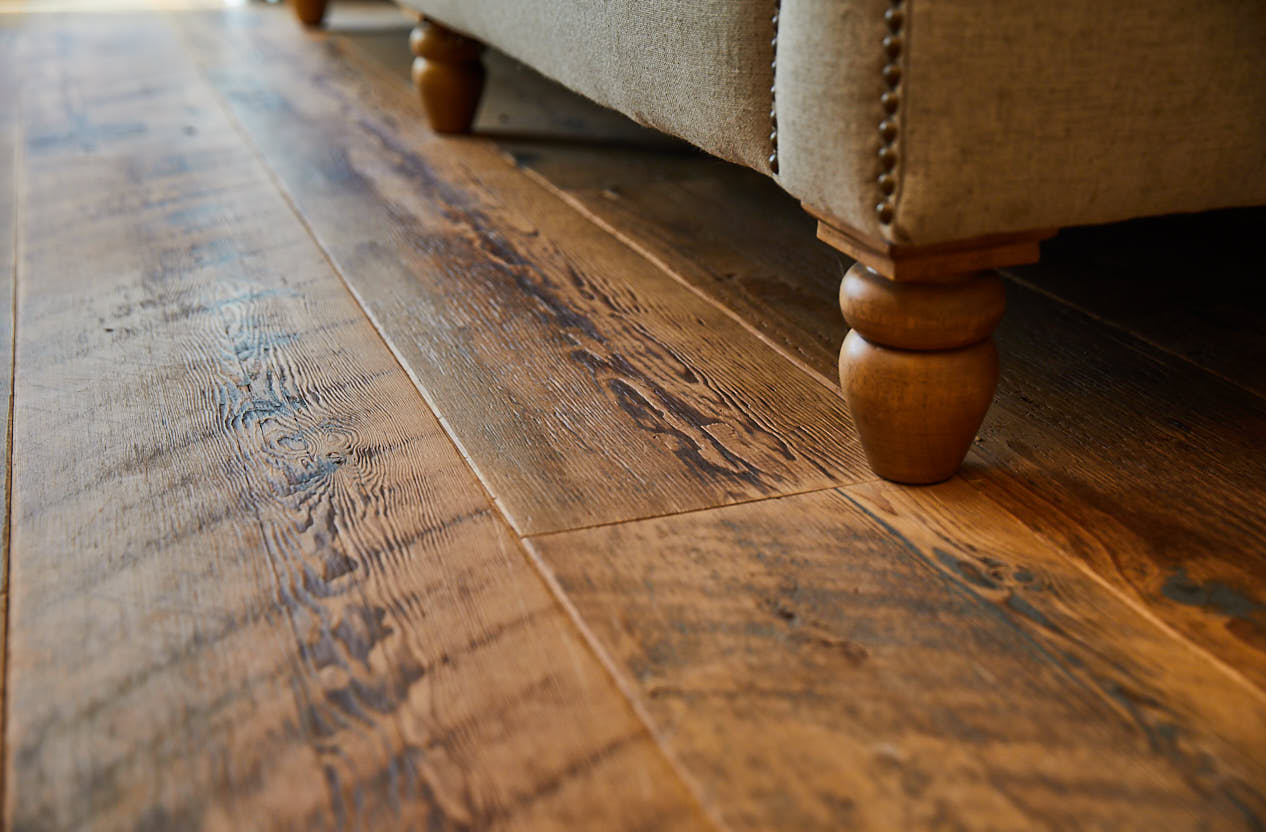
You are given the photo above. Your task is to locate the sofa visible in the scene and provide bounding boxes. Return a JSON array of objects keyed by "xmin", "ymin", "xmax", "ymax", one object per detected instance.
[{"xmin": 293, "ymin": 0, "xmax": 1266, "ymax": 484}]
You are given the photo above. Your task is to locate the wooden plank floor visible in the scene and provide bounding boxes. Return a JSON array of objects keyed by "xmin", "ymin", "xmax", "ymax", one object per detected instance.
[{"xmin": 3, "ymin": 2, "xmax": 1265, "ymax": 830}]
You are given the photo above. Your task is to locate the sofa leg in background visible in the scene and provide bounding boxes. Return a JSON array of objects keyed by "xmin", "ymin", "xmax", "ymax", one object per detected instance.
[
  {"xmin": 410, "ymin": 20, "xmax": 486, "ymax": 135},
  {"xmin": 812, "ymin": 215, "xmax": 1053, "ymax": 484},
  {"xmin": 291, "ymin": 0, "xmax": 328, "ymax": 27}
]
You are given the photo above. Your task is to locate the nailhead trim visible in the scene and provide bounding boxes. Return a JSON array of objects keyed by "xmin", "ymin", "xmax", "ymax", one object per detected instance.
[
  {"xmin": 877, "ymin": 0, "xmax": 904, "ymax": 225},
  {"xmin": 768, "ymin": 0, "xmax": 781, "ymax": 174}
]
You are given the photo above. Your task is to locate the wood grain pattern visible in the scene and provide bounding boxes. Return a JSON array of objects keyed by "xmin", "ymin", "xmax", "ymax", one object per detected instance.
[
  {"xmin": 528, "ymin": 481, "xmax": 1266, "ymax": 830},
  {"xmin": 508, "ymin": 146, "xmax": 845, "ymax": 387},
  {"xmin": 968, "ymin": 288, "xmax": 1266, "ymax": 689},
  {"xmin": 176, "ymin": 8, "xmax": 870, "ymax": 535},
  {"xmin": 4, "ymin": 16, "xmax": 707, "ymax": 831},
  {"xmin": 1006, "ymin": 208, "xmax": 1266, "ymax": 400},
  {"xmin": 838, "ymin": 264, "xmax": 1004, "ymax": 484},
  {"xmin": 508, "ymin": 107, "xmax": 1266, "ymax": 694}
]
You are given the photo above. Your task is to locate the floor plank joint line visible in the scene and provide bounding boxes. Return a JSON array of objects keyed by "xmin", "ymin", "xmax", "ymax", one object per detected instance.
[
  {"xmin": 524, "ymin": 477, "xmax": 882, "ymax": 542},
  {"xmin": 516, "ymin": 163, "xmax": 845, "ymax": 395},
  {"xmin": 518, "ymin": 534, "xmax": 736, "ymax": 832},
  {"xmin": 1000, "ymin": 266, "xmax": 1266, "ymax": 405},
  {"xmin": 179, "ymin": 18, "xmax": 729, "ymax": 830},
  {"xmin": 857, "ymin": 469, "xmax": 1266, "ymax": 706}
]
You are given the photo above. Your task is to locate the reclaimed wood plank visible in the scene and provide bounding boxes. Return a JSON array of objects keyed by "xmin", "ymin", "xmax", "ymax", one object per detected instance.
[
  {"xmin": 504, "ymin": 102, "xmax": 1266, "ymax": 693},
  {"xmin": 4, "ymin": 15, "xmax": 708, "ymax": 831},
  {"xmin": 175, "ymin": 7, "xmax": 870, "ymax": 536},
  {"xmin": 527, "ymin": 481, "xmax": 1266, "ymax": 830},
  {"xmin": 966, "ymin": 287, "xmax": 1266, "ymax": 688},
  {"xmin": 509, "ymin": 146, "xmax": 844, "ymax": 387}
]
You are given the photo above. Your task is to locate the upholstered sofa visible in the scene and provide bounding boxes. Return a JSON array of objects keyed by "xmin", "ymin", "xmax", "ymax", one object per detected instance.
[{"xmin": 293, "ymin": 0, "xmax": 1266, "ymax": 484}]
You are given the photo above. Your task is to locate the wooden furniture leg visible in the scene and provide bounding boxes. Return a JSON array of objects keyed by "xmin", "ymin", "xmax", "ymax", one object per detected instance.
[
  {"xmin": 410, "ymin": 20, "xmax": 486, "ymax": 135},
  {"xmin": 839, "ymin": 264, "xmax": 1003, "ymax": 483},
  {"xmin": 291, "ymin": 0, "xmax": 328, "ymax": 27},
  {"xmin": 812, "ymin": 214, "xmax": 1054, "ymax": 484}
]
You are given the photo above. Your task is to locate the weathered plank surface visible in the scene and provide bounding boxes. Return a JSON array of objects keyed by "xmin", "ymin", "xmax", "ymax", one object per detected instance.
[
  {"xmin": 5, "ymin": 15, "xmax": 708, "ymax": 831},
  {"xmin": 175, "ymin": 8, "xmax": 870, "ymax": 536},
  {"xmin": 1006, "ymin": 208, "xmax": 1266, "ymax": 400},
  {"xmin": 528, "ymin": 481, "xmax": 1266, "ymax": 831},
  {"xmin": 510, "ymin": 146, "xmax": 844, "ymax": 387},
  {"xmin": 506, "ymin": 102, "xmax": 1266, "ymax": 693},
  {"xmin": 342, "ymin": 24, "xmax": 840, "ymax": 384},
  {"xmin": 967, "ymin": 288, "xmax": 1266, "ymax": 688}
]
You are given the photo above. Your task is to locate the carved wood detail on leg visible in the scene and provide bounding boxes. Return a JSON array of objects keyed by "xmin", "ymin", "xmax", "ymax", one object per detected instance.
[
  {"xmin": 839, "ymin": 263, "xmax": 1004, "ymax": 484},
  {"xmin": 811, "ymin": 213, "xmax": 1052, "ymax": 484},
  {"xmin": 409, "ymin": 20, "xmax": 486, "ymax": 135},
  {"xmin": 291, "ymin": 0, "xmax": 328, "ymax": 27}
]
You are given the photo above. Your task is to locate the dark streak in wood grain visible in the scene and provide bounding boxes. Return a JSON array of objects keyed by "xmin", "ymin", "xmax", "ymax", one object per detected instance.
[
  {"xmin": 4, "ymin": 14, "xmax": 708, "ymax": 831},
  {"xmin": 183, "ymin": 11, "xmax": 869, "ymax": 535},
  {"xmin": 492, "ymin": 61, "xmax": 1266, "ymax": 694},
  {"xmin": 530, "ymin": 482, "xmax": 1266, "ymax": 829}
]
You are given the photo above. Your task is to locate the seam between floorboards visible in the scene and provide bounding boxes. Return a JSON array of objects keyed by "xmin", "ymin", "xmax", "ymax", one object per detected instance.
[
  {"xmin": 999, "ymin": 267, "xmax": 1266, "ymax": 405},
  {"xmin": 843, "ymin": 473, "xmax": 1266, "ymax": 706},
  {"xmin": 329, "ymin": 25, "xmax": 847, "ymax": 401},
  {"xmin": 515, "ymin": 164, "xmax": 846, "ymax": 395},
  {"xmin": 1, "ymin": 84, "xmax": 25, "ymax": 828},
  {"xmin": 245, "ymin": 7, "xmax": 1266, "ymax": 783},
  {"xmin": 525, "ymin": 476, "xmax": 880, "ymax": 541},
  {"xmin": 187, "ymin": 20, "xmax": 733, "ymax": 830},
  {"xmin": 528, "ymin": 136, "xmax": 1266, "ymax": 704}
]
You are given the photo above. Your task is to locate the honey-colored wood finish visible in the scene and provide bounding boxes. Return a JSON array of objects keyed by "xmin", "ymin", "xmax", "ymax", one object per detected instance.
[
  {"xmin": 528, "ymin": 482, "xmax": 1266, "ymax": 829},
  {"xmin": 502, "ymin": 104, "xmax": 1266, "ymax": 694},
  {"xmin": 5, "ymin": 5, "xmax": 1265, "ymax": 829},
  {"xmin": 410, "ymin": 19, "xmax": 485, "ymax": 135},
  {"xmin": 5, "ymin": 16, "xmax": 707, "ymax": 831},
  {"xmin": 291, "ymin": 0, "xmax": 328, "ymax": 27},
  {"xmin": 838, "ymin": 263, "xmax": 1004, "ymax": 483},
  {"xmin": 813, "ymin": 214, "xmax": 1045, "ymax": 483},
  {"xmin": 185, "ymin": 12, "xmax": 869, "ymax": 535}
]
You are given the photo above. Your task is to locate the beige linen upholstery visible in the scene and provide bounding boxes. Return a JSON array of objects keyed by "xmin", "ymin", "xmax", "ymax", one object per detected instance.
[
  {"xmin": 405, "ymin": 0, "xmax": 1266, "ymax": 245},
  {"xmin": 398, "ymin": 0, "xmax": 777, "ymax": 172},
  {"xmin": 788, "ymin": 0, "xmax": 1266, "ymax": 244}
]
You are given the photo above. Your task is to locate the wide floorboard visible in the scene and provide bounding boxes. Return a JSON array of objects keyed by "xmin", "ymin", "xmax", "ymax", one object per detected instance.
[
  {"xmin": 3, "ymin": 14, "xmax": 706, "ymax": 831},
  {"xmin": 3, "ymin": 3, "xmax": 1264, "ymax": 830}
]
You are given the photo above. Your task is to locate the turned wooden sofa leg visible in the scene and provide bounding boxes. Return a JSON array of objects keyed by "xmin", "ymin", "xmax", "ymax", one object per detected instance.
[
  {"xmin": 291, "ymin": 0, "xmax": 328, "ymax": 27},
  {"xmin": 410, "ymin": 20, "xmax": 486, "ymax": 135},
  {"xmin": 838, "ymin": 263, "xmax": 1004, "ymax": 484},
  {"xmin": 809, "ymin": 212, "xmax": 1053, "ymax": 484}
]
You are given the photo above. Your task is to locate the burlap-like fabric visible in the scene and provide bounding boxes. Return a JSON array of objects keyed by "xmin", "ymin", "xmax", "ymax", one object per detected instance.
[
  {"xmin": 401, "ymin": 0, "xmax": 776, "ymax": 172},
  {"xmin": 407, "ymin": 0, "xmax": 1266, "ymax": 245},
  {"xmin": 781, "ymin": 0, "xmax": 1266, "ymax": 243},
  {"xmin": 893, "ymin": 0, "xmax": 1266, "ymax": 243}
]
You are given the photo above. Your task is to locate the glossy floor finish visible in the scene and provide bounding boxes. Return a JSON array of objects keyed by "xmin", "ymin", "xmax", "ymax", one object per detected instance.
[{"xmin": 2, "ymin": 3, "xmax": 1265, "ymax": 830}]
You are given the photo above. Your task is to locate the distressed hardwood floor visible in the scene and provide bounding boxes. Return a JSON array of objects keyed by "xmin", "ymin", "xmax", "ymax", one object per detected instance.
[{"xmin": 2, "ymin": 3, "xmax": 1265, "ymax": 831}]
